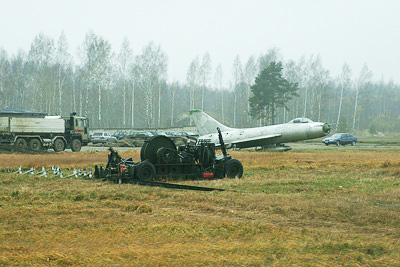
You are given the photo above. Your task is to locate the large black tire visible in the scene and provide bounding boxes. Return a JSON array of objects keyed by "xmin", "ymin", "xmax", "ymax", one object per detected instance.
[
  {"xmin": 224, "ymin": 159, "xmax": 243, "ymax": 179},
  {"xmin": 29, "ymin": 138, "xmax": 42, "ymax": 151},
  {"xmin": 141, "ymin": 135, "xmax": 176, "ymax": 164},
  {"xmin": 136, "ymin": 161, "xmax": 156, "ymax": 181},
  {"xmin": 15, "ymin": 138, "xmax": 28, "ymax": 149},
  {"xmin": 71, "ymin": 139, "xmax": 82, "ymax": 152},
  {"xmin": 53, "ymin": 138, "xmax": 65, "ymax": 152}
]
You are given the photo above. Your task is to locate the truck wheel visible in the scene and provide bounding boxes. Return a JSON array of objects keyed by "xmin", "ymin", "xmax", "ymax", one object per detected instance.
[
  {"xmin": 71, "ymin": 139, "xmax": 82, "ymax": 152},
  {"xmin": 15, "ymin": 138, "xmax": 28, "ymax": 149},
  {"xmin": 224, "ymin": 159, "xmax": 243, "ymax": 178},
  {"xmin": 351, "ymin": 141, "xmax": 356, "ymax": 146},
  {"xmin": 29, "ymin": 138, "xmax": 42, "ymax": 151},
  {"xmin": 136, "ymin": 161, "xmax": 156, "ymax": 181},
  {"xmin": 336, "ymin": 141, "xmax": 340, "ymax": 146},
  {"xmin": 53, "ymin": 138, "xmax": 65, "ymax": 152}
]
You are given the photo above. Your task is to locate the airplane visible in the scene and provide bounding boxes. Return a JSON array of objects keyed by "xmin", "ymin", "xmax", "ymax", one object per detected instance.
[{"xmin": 189, "ymin": 110, "xmax": 331, "ymax": 151}]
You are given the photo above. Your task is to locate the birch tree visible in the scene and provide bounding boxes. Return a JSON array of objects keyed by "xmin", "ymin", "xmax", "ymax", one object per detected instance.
[
  {"xmin": 284, "ymin": 59, "xmax": 304, "ymax": 119},
  {"xmin": 352, "ymin": 63, "xmax": 372, "ymax": 129},
  {"xmin": 336, "ymin": 63, "xmax": 351, "ymax": 131},
  {"xmin": 133, "ymin": 42, "xmax": 168, "ymax": 128},
  {"xmin": 10, "ymin": 51, "xmax": 28, "ymax": 109},
  {"xmin": 117, "ymin": 37, "xmax": 133, "ymax": 127},
  {"xmin": 78, "ymin": 32, "xmax": 96, "ymax": 118},
  {"xmin": 305, "ymin": 55, "xmax": 329, "ymax": 121},
  {"xmin": 258, "ymin": 48, "xmax": 280, "ymax": 73},
  {"xmin": 0, "ymin": 49, "xmax": 9, "ymax": 107},
  {"xmin": 214, "ymin": 64, "xmax": 224, "ymax": 122},
  {"xmin": 243, "ymin": 55, "xmax": 257, "ymax": 122},
  {"xmin": 231, "ymin": 55, "xmax": 243, "ymax": 126},
  {"xmin": 170, "ymin": 81, "xmax": 179, "ymax": 127},
  {"xmin": 199, "ymin": 52, "xmax": 211, "ymax": 111},
  {"xmin": 186, "ymin": 56, "xmax": 199, "ymax": 112},
  {"xmin": 79, "ymin": 31, "xmax": 113, "ymax": 126},
  {"xmin": 55, "ymin": 31, "xmax": 71, "ymax": 115},
  {"xmin": 28, "ymin": 33, "xmax": 55, "ymax": 112}
]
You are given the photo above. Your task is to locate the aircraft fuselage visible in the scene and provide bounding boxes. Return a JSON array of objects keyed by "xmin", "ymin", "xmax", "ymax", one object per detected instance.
[{"xmin": 199, "ymin": 121, "xmax": 329, "ymax": 149}]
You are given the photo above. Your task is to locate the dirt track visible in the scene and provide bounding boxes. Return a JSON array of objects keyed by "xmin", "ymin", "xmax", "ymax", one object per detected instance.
[
  {"xmin": 65, "ymin": 142, "xmax": 400, "ymax": 152},
  {"xmin": 2, "ymin": 142, "xmax": 399, "ymax": 154}
]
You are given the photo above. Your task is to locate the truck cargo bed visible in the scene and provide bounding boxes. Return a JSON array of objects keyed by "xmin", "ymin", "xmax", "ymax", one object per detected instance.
[{"xmin": 0, "ymin": 117, "xmax": 65, "ymax": 134}]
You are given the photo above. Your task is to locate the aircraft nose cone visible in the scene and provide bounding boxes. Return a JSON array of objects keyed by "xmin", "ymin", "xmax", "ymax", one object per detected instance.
[{"xmin": 323, "ymin": 123, "xmax": 330, "ymax": 134}]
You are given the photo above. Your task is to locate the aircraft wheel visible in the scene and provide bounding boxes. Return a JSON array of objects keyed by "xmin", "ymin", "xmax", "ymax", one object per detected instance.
[
  {"xmin": 29, "ymin": 138, "xmax": 42, "ymax": 151},
  {"xmin": 15, "ymin": 138, "xmax": 28, "ymax": 149},
  {"xmin": 136, "ymin": 161, "xmax": 156, "ymax": 181},
  {"xmin": 224, "ymin": 159, "xmax": 243, "ymax": 178},
  {"xmin": 53, "ymin": 138, "xmax": 65, "ymax": 152}
]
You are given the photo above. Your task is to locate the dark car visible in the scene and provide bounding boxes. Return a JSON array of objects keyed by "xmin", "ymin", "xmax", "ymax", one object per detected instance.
[
  {"xmin": 113, "ymin": 131, "xmax": 128, "ymax": 140},
  {"xmin": 322, "ymin": 133, "xmax": 357, "ymax": 146}
]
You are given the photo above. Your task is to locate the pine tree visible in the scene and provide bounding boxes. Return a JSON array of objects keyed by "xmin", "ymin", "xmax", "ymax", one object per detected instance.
[{"xmin": 249, "ymin": 62, "xmax": 298, "ymax": 125}]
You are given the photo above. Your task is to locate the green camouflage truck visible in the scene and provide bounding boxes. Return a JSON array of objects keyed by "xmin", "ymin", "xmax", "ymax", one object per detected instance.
[{"xmin": 0, "ymin": 110, "xmax": 90, "ymax": 152}]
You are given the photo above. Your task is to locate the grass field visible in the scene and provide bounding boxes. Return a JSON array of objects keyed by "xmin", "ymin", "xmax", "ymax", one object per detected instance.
[{"xmin": 1, "ymin": 147, "xmax": 400, "ymax": 266}]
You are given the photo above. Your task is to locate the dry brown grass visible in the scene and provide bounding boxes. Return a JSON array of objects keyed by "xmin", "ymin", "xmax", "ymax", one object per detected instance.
[
  {"xmin": 0, "ymin": 150, "xmax": 140, "ymax": 169},
  {"xmin": 1, "ymin": 148, "xmax": 400, "ymax": 266}
]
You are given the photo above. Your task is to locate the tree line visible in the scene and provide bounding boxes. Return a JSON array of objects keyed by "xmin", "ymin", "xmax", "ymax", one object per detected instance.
[{"xmin": 0, "ymin": 31, "xmax": 399, "ymax": 133}]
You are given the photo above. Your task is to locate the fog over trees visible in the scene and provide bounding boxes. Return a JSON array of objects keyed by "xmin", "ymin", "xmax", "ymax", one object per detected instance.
[{"xmin": 0, "ymin": 31, "xmax": 399, "ymax": 132}]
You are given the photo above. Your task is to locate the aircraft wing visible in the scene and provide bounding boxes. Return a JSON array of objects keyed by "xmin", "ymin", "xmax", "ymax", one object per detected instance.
[{"xmin": 225, "ymin": 133, "xmax": 282, "ymax": 148}]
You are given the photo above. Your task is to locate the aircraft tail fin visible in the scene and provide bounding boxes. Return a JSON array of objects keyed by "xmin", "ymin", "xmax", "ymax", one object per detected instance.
[{"xmin": 189, "ymin": 110, "xmax": 233, "ymax": 135}]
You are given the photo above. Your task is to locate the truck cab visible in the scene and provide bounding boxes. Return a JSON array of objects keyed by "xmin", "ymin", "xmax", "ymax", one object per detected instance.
[{"xmin": 64, "ymin": 113, "xmax": 90, "ymax": 151}]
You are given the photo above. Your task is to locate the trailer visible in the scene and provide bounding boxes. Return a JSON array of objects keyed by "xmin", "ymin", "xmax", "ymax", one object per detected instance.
[
  {"xmin": 0, "ymin": 111, "xmax": 90, "ymax": 152},
  {"xmin": 94, "ymin": 128, "xmax": 243, "ymax": 183}
]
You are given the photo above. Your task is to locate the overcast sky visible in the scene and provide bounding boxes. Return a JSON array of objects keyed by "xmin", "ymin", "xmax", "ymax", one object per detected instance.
[{"xmin": 1, "ymin": 0, "xmax": 399, "ymax": 84}]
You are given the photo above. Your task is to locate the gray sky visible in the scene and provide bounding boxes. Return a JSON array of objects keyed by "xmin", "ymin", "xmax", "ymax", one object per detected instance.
[{"xmin": 1, "ymin": 0, "xmax": 399, "ymax": 83}]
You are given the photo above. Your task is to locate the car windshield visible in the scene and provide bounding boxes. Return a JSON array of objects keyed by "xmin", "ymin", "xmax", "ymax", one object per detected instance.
[
  {"xmin": 93, "ymin": 133, "xmax": 103, "ymax": 136},
  {"xmin": 330, "ymin": 134, "xmax": 342, "ymax": 138}
]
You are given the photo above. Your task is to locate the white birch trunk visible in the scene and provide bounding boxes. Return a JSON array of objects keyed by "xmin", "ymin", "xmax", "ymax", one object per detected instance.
[
  {"xmin": 58, "ymin": 67, "xmax": 62, "ymax": 115},
  {"xmin": 318, "ymin": 86, "xmax": 323, "ymax": 122},
  {"xmin": 233, "ymin": 91, "xmax": 237, "ymax": 126},
  {"xmin": 221, "ymin": 91, "xmax": 224, "ymax": 123},
  {"xmin": 158, "ymin": 84, "xmax": 161, "ymax": 127},
  {"xmin": 131, "ymin": 83, "xmax": 135, "ymax": 127},
  {"xmin": 72, "ymin": 75, "xmax": 76, "ymax": 112},
  {"xmin": 171, "ymin": 89, "xmax": 175, "ymax": 127},
  {"xmin": 98, "ymin": 84, "xmax": 102, "ymax": 125},
  {"xmin": 201, "ymin": 86, "xmax": 204, "ymax": 111},
  {"xmin": 303, "ymin": 87, "xmax": 308, "ymax": 117},
  {"xmin": 123, "ymin": 82, "xmax": 126, "ymax": 127},
  {"xmin": 352, "ymin": 82, "xmax": 360, "ymax": 129},
  {"xmin": 85, "ymin": 81, "xmax": 90, "ymax": 116},
  {"xmin": 336, "ymin": 84, "xmax": 345, "ymax": 131},
  {"xmin": 247, "ymin": 84, "xmax": 250, "ymax": 121}
]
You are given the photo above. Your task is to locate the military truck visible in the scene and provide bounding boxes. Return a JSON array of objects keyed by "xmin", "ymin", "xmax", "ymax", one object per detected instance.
[{"xmin": 0, "ymin": 110, "xmax": 89, "ymax": 152}]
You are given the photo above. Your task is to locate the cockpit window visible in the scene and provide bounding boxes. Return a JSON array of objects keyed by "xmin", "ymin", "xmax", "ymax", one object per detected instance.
[{"xmin": 288, "ymin": 118, "xmax": 313, "ymax": 123}]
